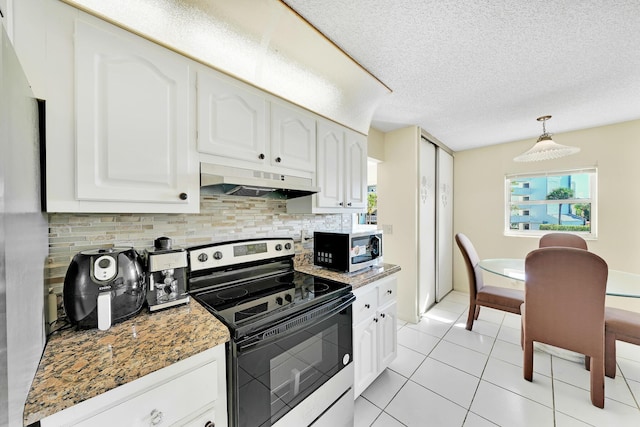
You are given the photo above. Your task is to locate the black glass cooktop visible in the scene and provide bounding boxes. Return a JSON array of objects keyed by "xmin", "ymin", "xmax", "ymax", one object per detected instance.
[{"xmin": 191, "ymin": 270, "xmax": 350, "ymax": 337}]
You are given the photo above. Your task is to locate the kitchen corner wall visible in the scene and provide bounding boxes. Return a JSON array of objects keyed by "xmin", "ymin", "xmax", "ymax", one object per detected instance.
[
  {"xmin": 46, "ymin": 195, "xmax": 349, "ymax": 294},
  {"xmin": 453, "ymin": 118, "xmax": 640, "ymax": 312}
]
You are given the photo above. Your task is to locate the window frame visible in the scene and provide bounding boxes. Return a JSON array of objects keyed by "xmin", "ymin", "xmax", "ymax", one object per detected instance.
[{"xmin": 504, "ymin": 167, "xmax": 598, "ymax": 239}]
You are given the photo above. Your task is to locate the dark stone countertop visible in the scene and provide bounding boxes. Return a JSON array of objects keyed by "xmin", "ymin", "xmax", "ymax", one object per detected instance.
[
  {"xmin": 23, "ymin": 300, "xmax": 229, "ymax": 426},
  {"xmin": 295, "ymin": 262, "xmax": 401, "ymax": 290}
]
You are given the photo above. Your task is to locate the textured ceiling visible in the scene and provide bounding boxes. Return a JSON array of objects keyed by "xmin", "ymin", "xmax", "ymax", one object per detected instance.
[{"xmin": 283, "ymin": 0, "xmax": 640, "ymax": 151}]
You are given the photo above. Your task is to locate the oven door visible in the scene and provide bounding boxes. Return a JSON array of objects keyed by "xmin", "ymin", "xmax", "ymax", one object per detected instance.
[{"xmin": 229, "ymin": 294, "xmax": 354, "ymax": 427}]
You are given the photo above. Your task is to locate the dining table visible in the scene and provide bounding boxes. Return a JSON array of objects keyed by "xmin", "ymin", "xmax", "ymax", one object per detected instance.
[
  {"xmin": 479, "ymin": 258, "xmax": 640, "ymax": 362},
  {"xmin": 479, "ymin": 258, "xmax": 640, "ymax": 298}
]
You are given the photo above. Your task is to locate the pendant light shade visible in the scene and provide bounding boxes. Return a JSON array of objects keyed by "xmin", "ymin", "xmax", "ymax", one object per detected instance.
[{"xmin": 513, "ymin": 116, "xmax": 580, "ymax": 162}]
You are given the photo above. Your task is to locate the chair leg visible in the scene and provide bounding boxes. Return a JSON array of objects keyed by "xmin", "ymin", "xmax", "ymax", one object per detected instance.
[
  {"xmin": 474, "ymin": 305, "xmax": 481, "ymax": 320},
  {"xmin": 604, "ymin": 332, "xmax": 616, "ymax": 379},
  {"xmin": 585, "ymin": 355, "xmax": 591, "ymax": 371},
  {"xmin": 523, "ymin": 337, "xmax": 534, "ymax": 382},
  {"xmin": 466, "ymin": 302, "xmax": 476, "ymax": 330},
  {"xmin": 589, "ymin": 356, "xmax": 605, "ymax": 408}
]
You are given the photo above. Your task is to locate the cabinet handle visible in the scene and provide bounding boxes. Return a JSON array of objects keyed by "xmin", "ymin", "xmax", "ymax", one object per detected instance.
[
  {"xmin": 258, "ymin": 153, "xmax": 265, "ymax": 160},
  {"xmin": 373, "ymin": 318, "xmax": 379, "ymax": 322},
  {"xmin": 275, "ymin": 156, "xmax": 282, "ymax": 163},
  {"xmin": 380, "ymin": 313, "xmax": 386, "ymax": 318},
  {"xmin": 347, "ymin": 202, "xmax": 352, "ymax": 207},
  {"xmin": 339, "ymin": 202, "xmax": 344, "ymax": 206},
  {"xmin": 204, "ymin": 422, "xmax": 215, "ymax": 427},
  {"xmin": 364, "ymin": 304, "xmax": 370, "ymax": 309},
  {"xmin": 179, "ymin": 192, "xmax": 188, "ymax": 200},
  {"xmin": 387, "ymin": 289, "xmax": 393, "ymax": 295},
  {"xmin": 150, "ymin": 409, "xmax": 163, "ymax": 425}
]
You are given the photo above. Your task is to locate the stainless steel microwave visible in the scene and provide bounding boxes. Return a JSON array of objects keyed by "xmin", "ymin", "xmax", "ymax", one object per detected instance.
[{"xmin": 314, "ymin": 229, "xmax": 383, "ymax": 273}]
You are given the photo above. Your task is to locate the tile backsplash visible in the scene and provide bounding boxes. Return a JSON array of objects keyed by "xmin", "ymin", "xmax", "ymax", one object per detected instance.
[{"xmin": 46, "ymin": 195, "xmax": 350, "ymax": 293}]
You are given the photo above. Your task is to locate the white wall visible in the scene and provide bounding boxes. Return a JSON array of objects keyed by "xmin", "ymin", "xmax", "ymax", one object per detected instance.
[
  {"xmin": 367, "ymin": 127, "xmax": 385, "ymax": 161},
  {"xmin": 454, "ymin": 118, "xmax": 640, "ymax": 311},
  {"xmin": 377, "ymin": 126, "xmax": 421, "ymax": 322}
]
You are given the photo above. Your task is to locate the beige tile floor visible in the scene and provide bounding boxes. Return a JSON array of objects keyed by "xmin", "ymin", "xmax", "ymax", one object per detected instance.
[{"xmin": 355, "ymin": 291, "xmax": 640, "ymax": 427}]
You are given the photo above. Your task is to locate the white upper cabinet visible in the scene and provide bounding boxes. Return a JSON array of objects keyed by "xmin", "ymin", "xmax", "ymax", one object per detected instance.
[
  {"xmin": 316, "ymin": 121, "xmax": 344, "ymax": 208},
  {"xmin": 197, "ymin": 72, "xmax": 267, "ymax": 165},
  {"xmin": 289, "ymin": 121, "xmax": 367, "ymax": 213},
  {"xmin": 344, "ymin": 130, "xmax": 368, "ymax": 209},
  {"xmin": 75, "ymin": 20, "xmax": 197, "ymax": 210},
  {"xmin": 196, "ymin": 69, "xmax": 315, "ymax": 178},
  {"xmin": 18, "ymin": 0, "xmax": 200, "ymax": 213},
  {"xmin": 270, "ymin": 101, "xmax": 316, "ymax": 174}
]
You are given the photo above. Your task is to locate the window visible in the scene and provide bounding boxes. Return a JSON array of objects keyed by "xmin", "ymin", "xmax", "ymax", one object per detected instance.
[{"xmin": 505, "ymin": 168, "xmax": 597, "ymax": 238}]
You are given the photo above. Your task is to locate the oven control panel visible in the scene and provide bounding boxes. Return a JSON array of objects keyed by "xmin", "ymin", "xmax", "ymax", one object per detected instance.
[{"xmin": 189, "ymin": 238, "xmax": 295, "ymax": 272}]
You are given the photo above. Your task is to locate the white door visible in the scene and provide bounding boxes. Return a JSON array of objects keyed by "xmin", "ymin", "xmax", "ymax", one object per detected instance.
[
  {"xmin": 418, "ymin": 139, "xmax": 437, "ymax": 315},
  {"xmin": 316, "ymin": 122, "xmax": 344, "ymax": 208},
  {"xmin": 197, "ymin": 71, "xmax": 267, "ymax": 164},
  {"xmin": 344, "ymin": 130, "xmax": 368, "ymax": 209},
  {"xmin": 378, "ymin": 302, "xmax": 398, "ymax": 368},
  {"xmin": 353, "ymin": 315, "xmax": 378, "ymax": 397},
  {"xmin": 437, "ymin": 150, "xmax": 454, "ymax": 299},
  {"xmin": 75, "ymin": 20, "xmax": 192, "ymax": 204},
  {"xmin": 270, "ymin": 102, "xmax": 316, "ymax": 174}
]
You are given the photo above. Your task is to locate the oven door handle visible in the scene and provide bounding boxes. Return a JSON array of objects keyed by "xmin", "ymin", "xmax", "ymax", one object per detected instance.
[{"xmin": 237, "ymin": 293, "xmax": 355, "ymax": 352}]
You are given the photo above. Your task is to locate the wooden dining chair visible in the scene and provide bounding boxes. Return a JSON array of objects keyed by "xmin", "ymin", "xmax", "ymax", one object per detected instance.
[
  {"xmin": 585, "ymin": 307, "xmax": 640, "ymax": 378},
  {"xmin": 538, "ymin": 233, "xmax": 588, "ymax": 250},
  {"xmin": 522, "ymin": 247, "xmax": 608, "ymax": 408},
  {"xmin": 455, "ymin": 233, "xmax": 524, "ymax": 331}
]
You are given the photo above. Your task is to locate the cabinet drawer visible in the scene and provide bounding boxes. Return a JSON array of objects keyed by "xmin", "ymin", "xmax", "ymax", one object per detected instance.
[
  {"xmin": 378, "ymin": 277, "xmax": 398, "ymax": 307},
  {"xmin": 178, "ymin": 403, "xmax": 216, "ymax": 427},
  {"xmin": 78, "ymin": 361, "xmax": 218, "ymax": 426},
  {"xmin": 353, "ymin": 287, "xmax": 377, "ymax": 324}
]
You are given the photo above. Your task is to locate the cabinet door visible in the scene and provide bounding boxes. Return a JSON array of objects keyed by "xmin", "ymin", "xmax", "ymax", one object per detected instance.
[
  {"xmin": 75, "ymin": 20, "xmax": 193, "ymax": 205},
  {"xmin": 353, "ymin": 315, "xmax": 378, "ymax": 398},
  {"xmin": 197, "ymin": 71, "xmax": 267, "ymax": 164},
  {"xmin": 316, "ymin": 121, "xmax": 344, "ymax": 208},
  {"xmin": 378, "ymin": 302, "xmax": 398, "ymax": 369},
  {"xmin": 270, "ymin": 102, "xmax": 316, "ymax": 174},
  {"xmin": 344, "ymin": 130, "xmax": 368, "ymax": 209}
]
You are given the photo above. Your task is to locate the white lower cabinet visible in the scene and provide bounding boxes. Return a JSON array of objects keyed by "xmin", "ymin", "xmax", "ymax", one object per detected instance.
[
  {"xmin": 352, "ymin": 275, "xmax": 398, "ymax": 398},
  {"xmin": 40, "ymin": 345, "xmax": 227, "ymax": 427}
]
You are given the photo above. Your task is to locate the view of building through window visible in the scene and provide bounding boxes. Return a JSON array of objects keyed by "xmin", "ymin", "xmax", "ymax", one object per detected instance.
[
  {"xmin": 357, "ymin": 185, "xmax": 377, "ymax": 225},
  {"xmin": 506, "ymin": 169, "xmax": 596, "ymax": 236}
]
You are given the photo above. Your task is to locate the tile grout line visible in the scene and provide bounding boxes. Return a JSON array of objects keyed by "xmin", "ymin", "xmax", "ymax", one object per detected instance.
[
  {"xmin": 367, "ymin": 297, "xmax": 640, "ymax": 426},
  {"xmin": 371, "ymin": 306, "xmax": 460, "ymax": 426},
  {"xmin": 462, "ymin": 310, "xmax": 507, "ymax": 426}
]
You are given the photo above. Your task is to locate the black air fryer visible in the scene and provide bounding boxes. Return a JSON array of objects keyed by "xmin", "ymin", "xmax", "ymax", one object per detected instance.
[{"xmin": 63, "ymin": 247, "xmax": 146, "ymax": 330}]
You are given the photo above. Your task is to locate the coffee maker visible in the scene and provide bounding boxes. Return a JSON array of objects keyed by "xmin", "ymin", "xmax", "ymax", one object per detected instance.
[{"xmin": 145, "ymin": 237, "xmax": 190, "ymax": 311}]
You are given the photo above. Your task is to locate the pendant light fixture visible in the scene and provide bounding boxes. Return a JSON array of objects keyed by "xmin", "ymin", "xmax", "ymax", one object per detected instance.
[{"xmin": 513, "ymin": 115, "xmax": 580, "ymax": 162}]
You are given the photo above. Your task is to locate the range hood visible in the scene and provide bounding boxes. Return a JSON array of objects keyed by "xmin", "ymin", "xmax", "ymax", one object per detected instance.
[{"xmin": 200, "ymin": 163, "xmax": 320, "ymax": 199}]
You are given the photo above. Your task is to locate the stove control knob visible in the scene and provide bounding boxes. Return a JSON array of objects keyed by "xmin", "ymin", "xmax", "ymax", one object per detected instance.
[
  {"xmin": 275, "ymin": 244, "xmax": 283, "ymax": 251},
  {"xmin": 284, "ymin": 242, "xmax": 292, "ymax": 250},
  {"xmin": 213, "ymin": 251, "xmax": 223, "ymax": 260},
  {"xmin": 198, "ymin": 253, "xmax": 208, "ymax": 262},
  {"xmin": 276, "ymin": 296, "xmax": 284, "ymax": 305},
  {"xmin": 285, "ymin": 294, "xmax": 293, "ymax": 303}
]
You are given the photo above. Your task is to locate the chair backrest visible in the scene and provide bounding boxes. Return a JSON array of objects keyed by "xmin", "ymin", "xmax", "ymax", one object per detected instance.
[
  {"xmin": 524, "ymin": 247, "xmax": 607, "ymax": 355},
  {"xmin": 455, "ymin": 233, "xmax": 485, "ymax": 299},
  {"xmin": 538, "ymin": 233, "xmax": 588, "ymax": 250}
]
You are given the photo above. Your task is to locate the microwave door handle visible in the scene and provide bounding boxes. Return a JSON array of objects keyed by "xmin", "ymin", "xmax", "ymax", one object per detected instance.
[{"xmin": 370, "ymin": 235, "xmax": 382, "ymax": 259}]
